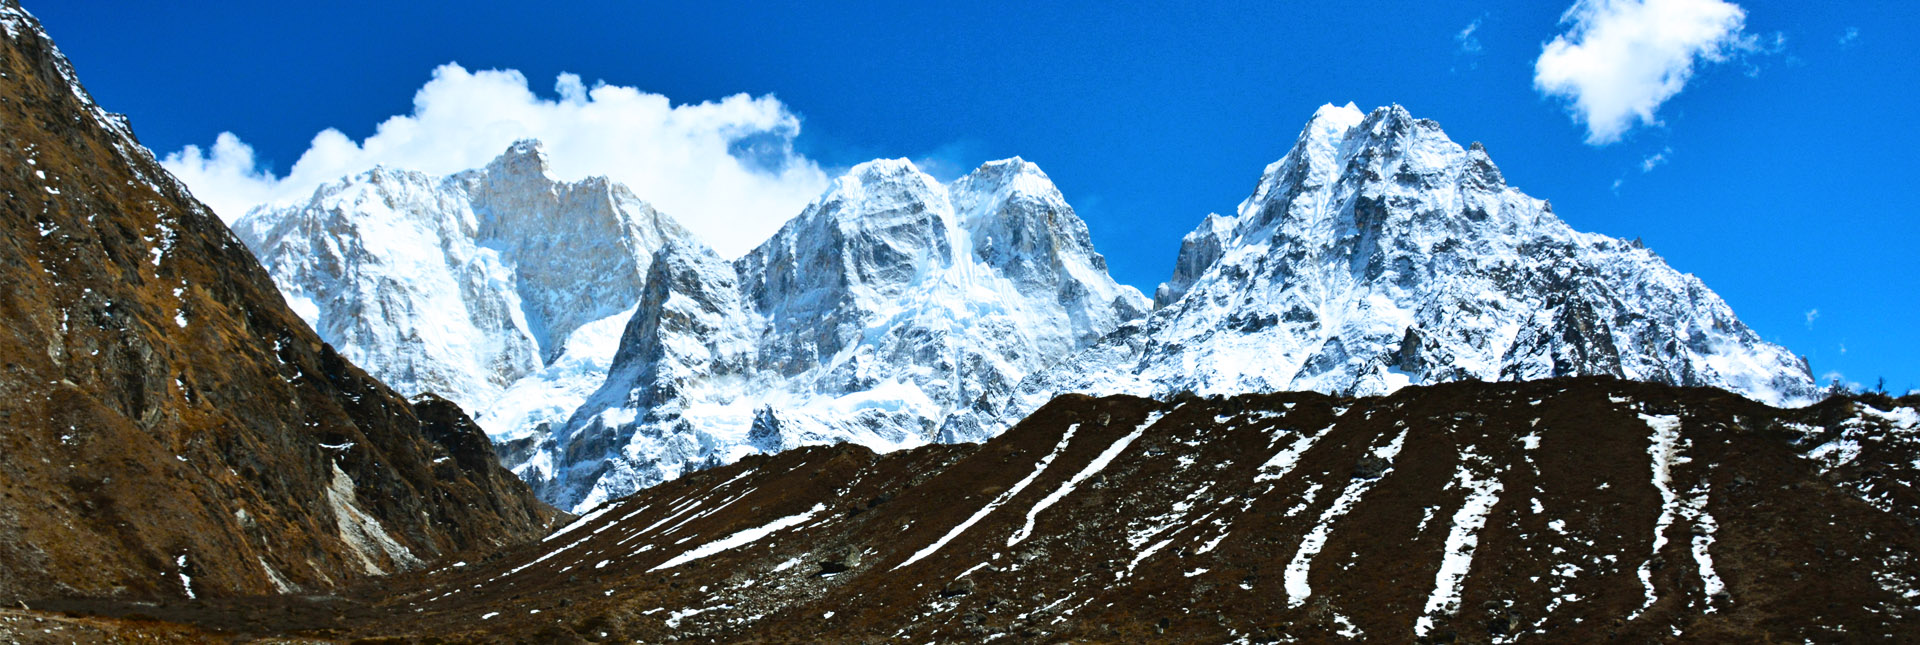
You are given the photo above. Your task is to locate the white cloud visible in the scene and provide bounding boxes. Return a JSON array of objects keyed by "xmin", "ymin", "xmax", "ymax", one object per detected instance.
[
  {"xmin": 1533, "ymin": 0, "xmax": 1758, "ymax": 145},
  {"xmin": 1804, "ymin": 308, "xmax": 1819, "ymax": 329},
  {"xmin": 162, "ymin": 64, "xmax": 831, "ymax": 258},
  {"xmin": 1838, "ymin": 27, "xmax": 1859, "ymax": 47}
]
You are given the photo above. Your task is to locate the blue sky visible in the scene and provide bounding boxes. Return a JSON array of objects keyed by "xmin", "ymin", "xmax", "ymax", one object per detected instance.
[{"xmin": 33, "ymin": 0, "xmax": 1918, "ymax": 392}]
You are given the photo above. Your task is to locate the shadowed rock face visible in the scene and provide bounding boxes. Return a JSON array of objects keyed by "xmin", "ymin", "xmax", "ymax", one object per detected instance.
[
  {"xmin": 32, "ymin": 377, "xmax": 1920, "ymax": 642},
  {"xmin": 0, "ymin": 0, "xmax": 557, "ymax": 603}
]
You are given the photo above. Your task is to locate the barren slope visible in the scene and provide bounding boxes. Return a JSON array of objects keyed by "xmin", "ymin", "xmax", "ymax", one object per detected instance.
[
  {"xmin": 32, "ymin": 378, "xmax": 1919, "ymax": 643},
  {"xmin": 0, "ymin": 0, "xmax": 558, "ymax": 602}
]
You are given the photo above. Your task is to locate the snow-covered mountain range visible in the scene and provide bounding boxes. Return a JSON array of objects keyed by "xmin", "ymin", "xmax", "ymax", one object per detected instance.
[
  {"xmin": 531, "ymin": 158, "xmax": 1151, "ymax": 510},
  {"xmin": 237, "ymin": 103, "xmax": 1818, "ymax": 511},
  {"xmin": 234, "ymin": 140, "xmax": 694, "ymax": 450},
  {"xmin": 944, "ymin": 103, "xmax": 1818, "ymax": 440}
]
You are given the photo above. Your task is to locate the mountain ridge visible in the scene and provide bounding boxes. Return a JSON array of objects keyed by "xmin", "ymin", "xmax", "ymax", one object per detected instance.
[
  {"xmin": 234, "ymin": 99, "xmax": 1819, "ymax": 513},
  {"xmin": 0, "ymin": 0, "xmax": 556, "ymax": 602}
]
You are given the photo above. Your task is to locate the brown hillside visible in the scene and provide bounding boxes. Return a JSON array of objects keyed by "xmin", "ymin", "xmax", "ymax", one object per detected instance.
[
  {"xmin": 0, "ymin": 0, "xmax": 558, "ymax": 603},
  {"xmin": 28, "ymin": 378, "xmax": 1920, "ymax": 643}
]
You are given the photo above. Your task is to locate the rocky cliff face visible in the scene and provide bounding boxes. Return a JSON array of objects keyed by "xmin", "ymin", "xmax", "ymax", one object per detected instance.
[
  {"xmin": 533, "ymin": 159, "xmax": 1150, "ymax": 511},
  {"xmin": 0, "ymin": 1, "xmax": 557, "ymax": 603},
  {"xmin": 948, "ymin": 103, "xmax": 1820, "ymax": 440},
  {"xmin": 233, "ymin": 140, "xmax": 693, "ymax": 447}
]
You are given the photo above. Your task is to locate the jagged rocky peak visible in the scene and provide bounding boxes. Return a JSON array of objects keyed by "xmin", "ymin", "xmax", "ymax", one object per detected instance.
[
  {"xmin": 956, "ymin": 157, "xmax": 1149, "ymax": 331},
  {"xmin": 530, "ymin": 157, "xmax": 1149, "ymax": 512},
  {"xmin": 740, "ymin": 158, "xmax": 954, "ymax": 321},
  {"xmin": 234, "ymin": 141, "xmax": 697, "ymax": 442},
  {"xmin": 950, "ymin": 102, "xmax": 1818, "ymax": 438},
  {"xmin": 482, "ymin": 138, "xmax": 554, "ymax": 177},
  {"xmin": 1155, "ymin": 212, "xmax": 1238, "ymax": 307}
]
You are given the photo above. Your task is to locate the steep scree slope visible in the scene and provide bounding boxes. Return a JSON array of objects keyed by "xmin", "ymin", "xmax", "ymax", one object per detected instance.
[{"xmin": 0, "ymin": 1, "xmax": 557, "ymax": 603}]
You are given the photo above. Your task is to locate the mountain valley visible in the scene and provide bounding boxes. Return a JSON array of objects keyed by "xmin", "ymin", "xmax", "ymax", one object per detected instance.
[{"xmin": 0, "ymin": 0, "xmax": 1909, "ymax": 642}]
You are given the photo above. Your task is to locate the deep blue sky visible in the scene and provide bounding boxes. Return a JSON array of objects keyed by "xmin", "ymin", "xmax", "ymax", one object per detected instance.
[{"xmin": 33, "ymin": 1, "xmax": 1918, "ymax": 392}]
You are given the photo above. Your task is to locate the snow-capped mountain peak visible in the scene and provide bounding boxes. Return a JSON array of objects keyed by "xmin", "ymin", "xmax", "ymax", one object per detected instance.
[
  {"xmin": 234, "ymin": 141, "xmax": 698, "ymax": 441},
  {"xmin": 530, "ymin": 157, "xmax": 1150, "ymax": 511},
  {"xmin": 950, "ymin": 103, "xmax": 1819, "ymax": 439},
  {"xmin": 483, "ymin": 138, "xmax": 556, "ymax": 180}
]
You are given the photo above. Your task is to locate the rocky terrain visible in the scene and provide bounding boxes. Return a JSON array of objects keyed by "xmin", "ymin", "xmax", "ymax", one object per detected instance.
[
  {"xmin": 17, "ymin": 377, "xmax": 1919, "ymax": 643},
  {"xmin": 0, "ymin": 0, "xmax": 557, "ymax": 604}
]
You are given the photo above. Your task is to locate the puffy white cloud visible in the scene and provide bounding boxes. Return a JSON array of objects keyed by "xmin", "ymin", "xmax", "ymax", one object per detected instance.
[
  {"xmin": 162, "ymin": 64, "xmax": 830, "ymax": 258},
  {"xmin": 1533, "ymin": 0, "xmax": 1757, "ymax": 145}
]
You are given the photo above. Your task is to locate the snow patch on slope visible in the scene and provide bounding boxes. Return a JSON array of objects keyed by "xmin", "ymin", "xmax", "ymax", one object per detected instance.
[
  {"xmin": 325, "ymin": 463, "xmax": 421, "ymax": 575},
  {"xmin": 1286, "ymin": 429, "xmax": 1407, "ymax": 607}
]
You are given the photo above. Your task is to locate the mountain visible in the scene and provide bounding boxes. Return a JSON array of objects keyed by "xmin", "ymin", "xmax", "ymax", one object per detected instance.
[
  {"xmin": 530, "ymin": 158, "xmax": 1152, "ymax": 511},
  {"xmin": 945, "ymin": 103, "xmax": 1821, "ymax": 441},
  {"xmin": 31, "ymin": 379, "xmax": 1920, "ymax": 642},
  {"xmin": 232, "ymin": 140, "xmax": 694, "ymax": 448},
  {"xmin": 0, "ymin": 0, "xmax": 556, "ymax": 603}
]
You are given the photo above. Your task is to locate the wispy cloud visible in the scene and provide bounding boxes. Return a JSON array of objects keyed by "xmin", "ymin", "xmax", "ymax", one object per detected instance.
[
  {"xmin": 162, "ymin": 64, "xmax": 831, "ymax": 258},
  {"xmin": 1639, "ymin": 146, "xmax": 1672, "ymax": 172},
  {"xmin": 1534, "ymin": 0, "xmax": 1759, "ymax": 145},
  {"xmin": 1804, "ymin": 308, "xmax": 1819, "ymax": 329},
  {"xmin": 1839, "ymin": 27, "xmax": 1860, "ymax": 47},
  {"xmin": 1451, "ymin": 16, "xmax": 1488, "ymax": 73},
  {"xmin": 1456, "ymin": 18, "xmax": 1485, "ymax": 55}
]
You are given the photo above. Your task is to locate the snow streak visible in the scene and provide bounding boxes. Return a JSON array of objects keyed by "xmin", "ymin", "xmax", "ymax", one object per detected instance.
[
  {"xmin": 897, "ymin": 424, "xmax": 1080, "ymax": 569},
  {"xmin": 1255, "ymin": 424, "xmax": 1334, "ymax": 482},
  {"xmin": 1008, "ymin": 412, "xmax": 1166, "ymax": 547},
  {"xmin": 650, "ymin": 504, "xmax": 825, "ymax": 572},
  {"xmin": 1681, "ymin": 483, "xmax": 1724, "ymax": 610},
  {"xmin": 1414, "ymin": 450, "xmax": 1504, "ymax": 637},
  {"xmin": 1285, "ymin": 430, "xmax": 1407, "ymax": 607},
  {"xmin": 1629, "ymin": 413, "xmax": 1684, "ymax": 620}
]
